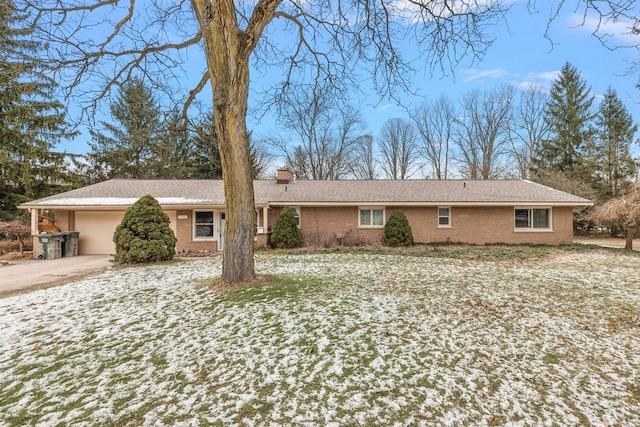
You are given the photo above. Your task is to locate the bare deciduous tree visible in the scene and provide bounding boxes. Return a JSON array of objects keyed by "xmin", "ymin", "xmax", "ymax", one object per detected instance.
[
  {"xmin": 412, "ymin": 95, "xmax": 456, "ymax": 179},
  {"xmin": 271, "ymin": 85, "xmax": 364, "ymax": 180},
  {"xmin": 351, "ymin": 134, "xmax": 378, "ymax": 180},
  {"xmin": 509, "ymin": 85, "xmax": 551, "ymax": 179},
  {"xmin": 378, "ymin": 118, "xmax": 420, "ymax": 180},
  {"xmin": 22, "ymin": 0, "xmax": 636, "ymax": 283},
  {"xmin": 454, "ymin": 85, "xmax": 515, "ymax": 179},
  {"xmin": 588, "ymin": 185, "xmax": 640, "ymax": 249}
]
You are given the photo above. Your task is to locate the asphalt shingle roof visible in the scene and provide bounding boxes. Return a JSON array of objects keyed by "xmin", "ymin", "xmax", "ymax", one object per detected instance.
[{"xmin": 20, "ymin": 179, "xmax": 592, "ymax": 209}]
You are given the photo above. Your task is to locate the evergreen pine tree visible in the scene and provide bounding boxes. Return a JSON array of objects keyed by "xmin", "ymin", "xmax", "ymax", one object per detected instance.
[
  {"xmin": 383, "ymin": 210, "xmax": 414, "ymax": 247},
  {"xmin": 87, "ymin": 78, "xmax": 162, "ymax": 180},
  {"xmin": 270, "ymin": 207, "xmax": 304, "ymax": 249},
  {"xmin": 191, "ymin": 113, "xmax": 223, "ymax": 179},
  {"xmin": 0, "ymin": 0, "xmax": 79, "ymax": 219},
  {"xmin": 537, "ymin": 62, "xmax": 594, "ymax": 180},
  {"xmin": 152, "ymin": 112, "xmax": 196, "ymax": 179},
  {"xmin": 191, "ymin": 113, "xmax": 265, "ymax": 179},
  {"xmin": 113, "ymin": 194, "xmax": 176, "ymax": 264},
  {"xmin": 588, "ymin": 88, "xmax": 638, "ymax": 201}
]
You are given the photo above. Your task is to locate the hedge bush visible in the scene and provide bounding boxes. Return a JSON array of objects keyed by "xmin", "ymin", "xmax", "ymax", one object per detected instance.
[
  {"xmin": 270, "ymin": 206, "xmax": 304, "ymax": 249},
  {"xmin": 113, "ymin": 194, "xmax": 177, "ymax": 263},
  {"xmin": 383, "ymin": 210, "xmax": 414, "ymax": 247}
]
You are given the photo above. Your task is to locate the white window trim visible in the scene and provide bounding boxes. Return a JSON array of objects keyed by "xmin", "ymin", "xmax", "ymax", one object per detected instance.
[
  {"xmin": 289, "ymin": 206, "xmax": 301, "ymax": 228},
  {"xmin": 437, "ymin": 206, "xmax": 452, "ymax": 228},
  {"xmin": 358, "ymin": 206, "xmax": 386, "ymax": 228},
  {"xmin": 514, "ymin": 207, "xmax": 553, "ymax": 232},
  {"xmin": 193, "ymin": 209, "xmax": 216, "ymax": 241}
]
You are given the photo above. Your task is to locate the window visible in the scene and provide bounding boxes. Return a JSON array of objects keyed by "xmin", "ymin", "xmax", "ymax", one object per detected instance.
[
  {"xmin": 255, "ymin": 209, "xmax": 266, "ymax": 234},
  {"xmin": 194, "ymin": 210, "xmax": 214, "ymax": 239},
  {"xmin": 438, "ymin": 207, "xmax": 451, "ymax": 227},
  {"xmin": 359, "ymin": 207, "xmax": 385, "ymax": 227},
  {"xmin": 289, "ymin": 207, "xmax": 301, "ymax": 227},
  {"xmin": 514, "ymin": 208, "xmax": 551, "ymax": 230}
]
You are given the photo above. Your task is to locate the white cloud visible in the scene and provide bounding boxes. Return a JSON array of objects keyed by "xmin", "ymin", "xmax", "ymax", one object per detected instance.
[
  {"xmin": 568, "ymin": 13, "xmax": 639, "ymax": 45},
  {"xmin": 526, "ymin": 71, "xmax": 561, "ymax": 82},
  {"xmin": 508, "ymin": 80, "xmax": 545, "ymax": 91},
  {"xmin": 506, "ymin": 71, "xmax": 560, "ymax": 92},
  {"xmin": 462, "ymin": 68, "xmax": 511, "ymax": 82},
  {"xmin": 378, "ymin": 104, "xmax": 395, "ymax": 111}
]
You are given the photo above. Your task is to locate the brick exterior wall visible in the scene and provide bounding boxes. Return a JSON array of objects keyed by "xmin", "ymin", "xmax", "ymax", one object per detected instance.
[
  {"xmin": 32, "ymin": 237, "xmax": 42, "ymax": 259},
  {"xmin": 175, "ymin": 210, "xmax": 218, "ymax": 254},
  {"xmin": 53, "ymin": 210, "xmax": 73, "ymax": 232},
  {"xmin": 406, "ymin": 205, "xmax": 575, "ymax": 245},
  {"xmin": 37, "ymin": 205, "xmax": 574, "ymax": 255},
  {"xmin": 31, "ymin": 210, "xmax": 74, "ymax": 259},
  {"xmin": 268, "ymin": 205, "xmax": 575, "ymax": 247}
]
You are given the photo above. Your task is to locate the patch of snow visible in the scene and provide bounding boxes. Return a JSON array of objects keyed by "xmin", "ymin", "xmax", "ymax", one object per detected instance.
[
  {"xmin": 0, "ymin": 253, "xmax": 638, "ymax": 426},
  {"xmin": 37, "ymin": 197, "xmax": 212, "ymax": 206}
]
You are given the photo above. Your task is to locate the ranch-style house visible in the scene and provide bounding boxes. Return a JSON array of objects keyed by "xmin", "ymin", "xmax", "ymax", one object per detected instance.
[{"xmin": 20, "ymin": 168, "xmax": 592, "ymax": 256}]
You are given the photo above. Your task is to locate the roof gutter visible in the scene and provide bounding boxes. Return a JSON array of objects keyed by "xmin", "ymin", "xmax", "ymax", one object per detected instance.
[{"xmin": 264, "ymin": 201, "xmax": 593, "ymax": 208}]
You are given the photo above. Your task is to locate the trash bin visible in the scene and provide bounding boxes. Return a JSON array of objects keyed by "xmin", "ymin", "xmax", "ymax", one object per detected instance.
[
  {"xmin": 38, "ymin": 233, "xmax": 64, "ymax": 260},
  {"xmin": 63, "ymin": 232, "xmax": 79, "ymax": 257},
  {"xmin": 38, "ymin": 232, "xmax": 80, "ymax": 259}
]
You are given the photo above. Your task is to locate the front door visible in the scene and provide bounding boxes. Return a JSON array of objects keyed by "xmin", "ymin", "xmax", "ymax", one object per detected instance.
[{"xmin": 219, "ymin": 212, "xmax": 225, "ymax": 251}]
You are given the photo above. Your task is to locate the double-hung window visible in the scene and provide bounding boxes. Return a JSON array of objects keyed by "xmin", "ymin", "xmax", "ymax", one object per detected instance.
[
  {"xmin": 289, "ymin": 207, "xmax": 301, "ymax": 227},
  {"xmin": 194, "ymin": 210, "xmax": 215, "ymax": 239},
  {"xmin": 514, "ymin": 208, "xmax": 552, "ymax": 230},
  {"xmin": 359, "ymin": 207, "xmax": 385, "ymax": 227},
  {"xmin": 438, "ymin": 207, "xmax": 451, "ymax": 227}
]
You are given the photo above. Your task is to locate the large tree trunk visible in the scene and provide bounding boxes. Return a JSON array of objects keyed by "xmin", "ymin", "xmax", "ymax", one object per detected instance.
[
  {"xmin": 625, "ymin": 227, "xmax": 635, "ymax": 250},
  {"xmin": 192, "ymin": 0, "xmax": 256, "ymax": 284}
]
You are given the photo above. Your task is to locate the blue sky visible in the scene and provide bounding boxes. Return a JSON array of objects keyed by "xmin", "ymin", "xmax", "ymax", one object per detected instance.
[
  {"xmin": 350, "ymin": 1, "xmax": 640, "ymax": 138},
  {"xmin": 58, "ymin": 1, "xmax": 640, "ymax": 156}
]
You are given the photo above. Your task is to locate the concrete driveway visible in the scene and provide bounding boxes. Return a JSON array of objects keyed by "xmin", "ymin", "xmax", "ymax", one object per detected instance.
[{"xmin": 0, "ymin": 255, "xmax": 113, "ymax": 296}]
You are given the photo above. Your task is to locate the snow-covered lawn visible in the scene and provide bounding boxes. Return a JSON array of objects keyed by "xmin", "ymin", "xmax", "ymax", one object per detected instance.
[{"xmin": 1, "ymin": 250, "xmax": 639, "ymax": 426}]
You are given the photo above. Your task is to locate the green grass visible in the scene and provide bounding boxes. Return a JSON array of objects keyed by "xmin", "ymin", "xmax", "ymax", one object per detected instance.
[
  {"xmin": 1, "ymin": 248, "xmax": 639, "ymax": 426},
  {"xmin": 259, "ymin": 242, "xmax": 639, "ymax": 262}
]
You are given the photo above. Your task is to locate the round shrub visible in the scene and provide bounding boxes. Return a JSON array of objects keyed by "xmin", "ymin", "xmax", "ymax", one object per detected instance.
[
  {"xmin": 270, "ymin": 206, "xmax": 304, "ymax": 249},
  {"xmin": 383, "ymin": 210, "xmax": 414, "ymax": 247},
  {"xmin": 113, "ymin": 194, "xmax": 177, "ymax": 263}
]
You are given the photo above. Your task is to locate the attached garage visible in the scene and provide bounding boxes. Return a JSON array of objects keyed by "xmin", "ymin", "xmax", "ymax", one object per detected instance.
[
  {"xmin": 74, "ymin": 211, "xmax": 124, "ymax": 255},
  {"xmin": 73, "ymin": 210, "xmax": 178, "ymax": 255}
]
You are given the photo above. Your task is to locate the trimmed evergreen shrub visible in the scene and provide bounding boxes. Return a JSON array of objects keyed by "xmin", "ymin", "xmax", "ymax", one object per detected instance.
[
  {"xmin": 383, "ymin": 210, "xmax": 414, "ymax": 247},
  {"xmin": 113, "ymin": 194, "xmax": 177, "ymax": 263},
  {"xmin": 270, "ymin": 206, "xmax": 304, "ymax": 249}
]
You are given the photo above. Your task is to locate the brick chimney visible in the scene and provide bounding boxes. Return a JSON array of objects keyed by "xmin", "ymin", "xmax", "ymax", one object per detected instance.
[{"xmin": 276, "ymin": 168, "xmax": 294, "ymax": 184}]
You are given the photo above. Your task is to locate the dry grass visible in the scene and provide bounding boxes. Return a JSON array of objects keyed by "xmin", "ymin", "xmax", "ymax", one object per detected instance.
[{"xmin": 1, "ymin": 248, "xmax": 638, "ymax": 426}]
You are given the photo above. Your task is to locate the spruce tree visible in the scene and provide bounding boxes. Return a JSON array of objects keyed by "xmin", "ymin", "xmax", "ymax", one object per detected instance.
[
  {"xmin": 191, "ymin": 113, "xmax": 223, "ymax": 179},
  {"xmin": 383, "ymin": 210, "xmax": 414, "ymax": 247},
  {"xmin": 191, "ymin": 113, "xmax": 264, "ymax": 179},
  {"xmin": 270, "ymin": 207, "xmax": 304, "ymax": 249},
  {"xmin": 113, "ymin": 194, "xmax": 176, "ymax": 264},
  {"xmin": 0, "ymin": 0, "xmax": 78, "ymax": 219},
  {"xmin": 537, "ymin": 62, "xmax": 594, "ymax": 180},
  {"xmin": 87, "ymin": 78, "xmax": 162, "ymax": 180},
  {"xmin": 152, "ymin": 112, "xmax": 197, "ymax": 179},
  {"xmin": 588, "ymin": 88, "xmax": 638, "ymax": 200}
]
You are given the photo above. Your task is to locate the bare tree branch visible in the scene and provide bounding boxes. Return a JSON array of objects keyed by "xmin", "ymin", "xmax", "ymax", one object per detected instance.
[
  {"xmin": 182, "ymin": 72, "xmax": 210, "ymax": 125},
  {"xmin": 454, "ymin": 85, "xmax": 515, "ymax": 179},
  {"xmin": 378, "ymin": 118, "xmax": 420, "ymax": 179},
  {"xmin": 588, "ymin": 184, "xmax": 640, "ymax": 249},
  {"xmin": 529, "ymin": 0, "xmax": 640, "ymax": 72},
  {"xmin": 412, "ymin": 95, "xmax": 456, "ymax": 179}
]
